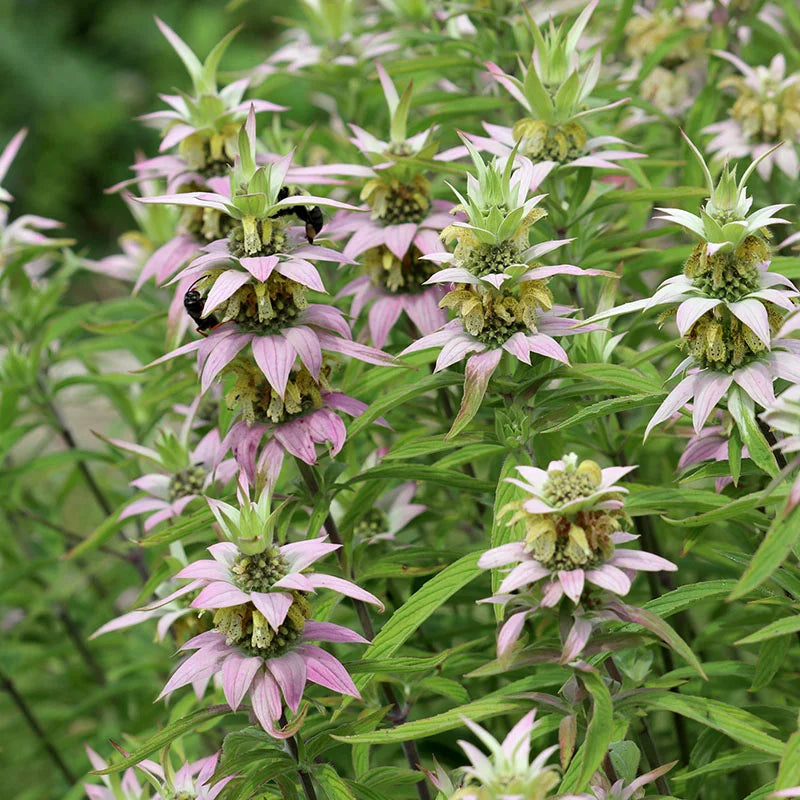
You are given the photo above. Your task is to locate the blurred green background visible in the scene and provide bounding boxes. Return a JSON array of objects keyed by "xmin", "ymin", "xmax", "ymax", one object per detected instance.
[{"xmin": 0, "ymin": 0, "xmax": 289, "ymax": 256}]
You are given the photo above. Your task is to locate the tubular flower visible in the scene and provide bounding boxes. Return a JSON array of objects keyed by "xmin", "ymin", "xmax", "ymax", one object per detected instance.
[
  {"xmin": 108, "ymin": 428, "xmax": 237, "ymax": 532},
  {"xmin": 84, "ymin": 747, "xmax": 233, "ymax": 800},
  {"xmin": 478, "ymin": 455, "xmax": 676, "ymax": 644},
  {"xmin": 178, "ymin": 538, "xmax": 382, "ymax": 627},
  {"xmin": 175, "ymin": 501, "xmax": 382, "ymax": 630},
  {"xmin": 326, "ymin": 63, "xmax": 454, "ymax": 345},
  {"xmin": 160, "ymin": 624, "xmax": 365, "ymax": 738},
  {"xmin": 219, "ymin": 365, "xmax": 380, "ymax": 485},
  {"xmin": 401, "ymin": 147, "xmax": 606, "ymax": 437},
  {"xmin": 428, "ymin": 710, "xmax": 560, "ymax": 800},
  {"xmin": 585, "ymin": 136, "xmax": 800, "ymax": 437},
  {"xmin": 458, "ymin": 1, "xmax": 640, "ymax": 173},
  {"xmin": 704, "ymin": 52, "xmax": 800, "ymax": 180},
  {"xmin": 175, "ymin": 528, "xmax": 383, "ymax": 632}
]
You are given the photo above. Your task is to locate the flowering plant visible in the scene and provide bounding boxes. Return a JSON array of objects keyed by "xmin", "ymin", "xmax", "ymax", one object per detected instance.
[{"xmin": 5, "ymin": 5, "xmax": 800, "ymax": 800}]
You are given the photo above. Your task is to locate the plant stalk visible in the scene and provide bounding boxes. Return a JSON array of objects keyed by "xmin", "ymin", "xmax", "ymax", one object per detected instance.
[
  {"xmin": 0, "ymin": 667, "xmax": 76, "ymax": 785},
  {"xmin": 295, "ymin": 459, "xmax": 431, "ymax": 800}
]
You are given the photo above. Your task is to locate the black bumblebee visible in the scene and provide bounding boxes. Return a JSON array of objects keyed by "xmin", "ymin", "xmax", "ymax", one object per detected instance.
[
  {"xmin": 184, "ymin": 287, "xmax": 219, "ymax": 332},
  {"xmin": 275, "ymin": 186, "xmax": 324, "ymax": 244}
]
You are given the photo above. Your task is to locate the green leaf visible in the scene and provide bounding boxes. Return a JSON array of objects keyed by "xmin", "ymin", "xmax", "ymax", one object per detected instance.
[
  {"xmin": 730, "ymin": 501, "xmax": 800, "ymax": 600},
  {"xmin": 332, "ymin": 696, "xmax": 521, "ymax": 744},
  {"xmin": 751, "ymin": 635, "xmax": 790, "ymax": 692},
  {"xmin": 674, "ymin": 750, "xmax": 778, "ymax": 783},
  {"xmin": 347, "ymin": 464, "xmax": 493, "ymax": 493},
  {"xmin": 347, "ymin": 372, "xmax": 461, "ymax": 438},
  {"xmin": 315, "ymin": 764, "xmax": 357, "ymax": 800},
  {"xmin": 572, "ymin": 671, "xmax": 613, "ymax": 792},
  {"xmin": 728, "ymin": 386, "xmax": 778, "ymax": 477},
  {"xmin": 736, "ymin": 615, "xmax": 800, "ymax": 645},
  {"xmin": 539, "ymin": 394, "xmax": 660, "ymax": 433},
  {"xmin": 568, "ymin": 364, "xmax": 662, "ymax": 394},
  {"xmin": 66, "ymin": 502, "xmax": 127, "ymax": 559},
  {"xmin": 352, "ymin": 551, "xmax": 483, "ymax": 694},
  {"xmin": 620, "ymin": 691, "xmax": 784, "ymax": 756},
  {"xmin": 342, "ymin": 782, "xmax": 397, "ymax": 800},
  {"xmin": 616, "ymin": 605, "xmax": 707, "ymax": 679},
  {"xmin": 776, "ymin": 728, "xmax": 800, "ymax": 790},
  {"xmin": 93, "ymin": 707, "xmax": 234, "ymax": 773},
  {"xmin": 642, "ymin": 580, "xmax": 738, "ymax": 618}
]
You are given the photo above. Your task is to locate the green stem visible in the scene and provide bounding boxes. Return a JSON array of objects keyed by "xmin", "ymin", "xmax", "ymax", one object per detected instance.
[
  {"xmin": 36, "ymin": 374, "xmax": 149, "ymax": 581},
  {"xmin": 605, "ymin": 657, "xmax": 671, "ymax": 795},
  {"xmin": 286, "ymin": 734, "xmax": 318, "ymax": 800},
  {"xmin": 0, "ymin": 667, "xmax": 76, "ymax": 785},
  {"xmin": 295, "ymin": 460, "xmax": 431, "ymax": 800}
]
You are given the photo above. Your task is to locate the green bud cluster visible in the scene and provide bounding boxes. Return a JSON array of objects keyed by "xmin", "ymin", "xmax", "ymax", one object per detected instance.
[
  {"xmin": 353, "ymin": 508, "xmax": 389, "ymax": 539},
  {"xmin": 230, "ymin": 546, "xmax": 290, "ymax": 592},
  {"xmin": 168, "ymin": 465, "xmax": 207, "ymax": 502},
  {"xmin": 361, "ymin": 175, "xmax": 431, "ymax": 225}
]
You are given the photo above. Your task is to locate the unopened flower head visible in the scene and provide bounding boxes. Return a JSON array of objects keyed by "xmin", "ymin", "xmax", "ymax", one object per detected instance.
[
  {"xmin": 479, "ymin": 455, "xmax": 676, "ymax": 607},
  {"xmin": 142, "ymin": 20, "xmax": 284, "ymax": 178},
  {"xmin": 432, "ymin": 710, "xmax": 561, "ymax": 800},
  {"xmin": 656, "ymin": 133, "xmax": 790, "ymax": 254},
  {"xmin": 704, "ymin": 52, "xmax": 800, "ymax": 179},
  {"xmin": 482, "ymin": 1, "xmax": 634, "ymax": 168}
]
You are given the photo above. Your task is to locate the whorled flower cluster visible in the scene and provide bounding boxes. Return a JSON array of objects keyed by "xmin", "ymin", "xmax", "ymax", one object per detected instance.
[
  {"xmin": 705, "ymin": 52, "xmax": 800, "ymax": 180},
  {"xmin": 140, "ymin": 109, "xmax": 394, "ymax": 481},
  {"xmin": 587, "ymin": 135, "xmax": 800, "ymax": 438},
  {"xmin": 479, "ymin": 454, "xmax": 676, "ymax": 661},
  {"xmin": 156, "ymin": 485, "xmax": 378, "ymax": 738},
  {"xmin": 403, "ymin": 145, "xmax": 606, "ymax": 436},
  {"xmin": 325, "ymin": 63, "xmax": 454, "ymax": 347}
]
